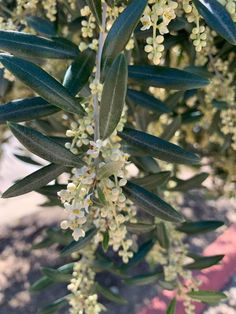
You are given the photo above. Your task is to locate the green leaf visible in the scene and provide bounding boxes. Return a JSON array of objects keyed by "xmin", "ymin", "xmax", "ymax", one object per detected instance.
[
  {"xmin": 97, "ymin": 187, "xmax": 108, "ymax": 205},
  {"xmin": 119, "ymin": 128, "xmax": 200, "ymax": 165},
  {"xmin": 161, "ymin": 116, "xmax": 182, "ymax": 140},
  {"xmin": 126, "ymin": 222, "xmax": 156, "ymax": 234},
  {"xmin": 120, "ymin": 240, "xmax": 154, "ymax": 271},
  {"xmin": 30, "ymin": 263, "xmax": 74, "ymax": 292},
  {"xmin": 124, "ymin": 271, "xmax": 162, "ymax": 286},
  {"xmin": 102, "ymin": 0, "xmax": 147, "ymax": 65},
  {"xmin": 26, "ymin": 16, "xmax": 57, "ymax": 37},
  {"xmin": 177, "ymin": 220, "xmax": 224, "ymax": 235},
  {"xmin": 131, "ymin": 156, "xmax": 160, "ymax": 174},
  {"xmin": 193, "ymin": 0, "xmax": 236, "ymax": 45},
  {"xmin": 8, "ymin": 123, "xmax": 84, "ymax": 167},
  {"xmin": 128, "ymin": 65, "xmax": 209, "ymax": 90},
  {"xmin": 92, "ymin": 256, "xmax": 113, "ymax": 272},
  {"xmin": 159, "ymin": 279, "xmax": 177, "ymax": 291},
  {"xmin": 30, "ymin": 276, "xmax": 53, "ymax": 292},
  {"xmin": 61, "ymin": 228, "xmax": 97, "ymax": 256},
  {"xmin": 127, "ymin": 89, "xmax": 170, "ymax": 114},
  {"xmin": 165, "ymin": 91, "xmax": 184, "ymax": 110},
  {"xmin": 2, "ymin": 163, "xmax": 66, "ymax": 198},
  {"xmin": 40, "ymin": 296, "xmax": 68, "ymax": 314},
  {"xmin": 97, "ymin": 161, "xmax": 124, "ymax": 180},
  {"xmin": 14, "ymin": 154, "xmax": 42, "ymax": 166},
  {"xmin": 42, "ymin": 267, "xmax": 72, "ymax": 282},
  {"xmin": 187, "ymin": 290, "xmax": 227, "ymax": 304},
  {"xmin": 0, "ymin": 54, "xmax": 84, "ymax": 115},
  {"xmin": 170, "ymin": 173, "xmax": 208, "ymax": 192},
  {"xmin": 63, "ymin": 49, "xmax": 96, "ymax": 95},
  {"xmin": 131, "ymin": 171, "xmax": 171, "ymax": 191},
  {"xmin": 156, "ymin": 222, "xmax": 170, "ymax": 249},
  {"xmin": 181, "ymin": 109, "xmax": 203, "ymax": 124},
  {"xmin": 102, "ymin": 231, "xmax": 110, "ymax": 252},
  {"xmin": 46, "ymin": 228, "xmax": 72, "ymax": 245},
  {"xmin": 0, "ymin": 30, "xmax": 78, "ymax": 59},
  {"xmin": 32, "ymin": 238, "xmax": 54, "ymax": 250},
  {"xmin": 123, "ymin": 180, "xmax": 184, "ymax": 223},
  {"xmin": 166, "ymin": 298, "xmax": 177, "ymax": 314},
  {"xmin": 185, "ymin": 255, "xmax": 224, "ymax": 270},
  {"xmin": 0, "ymin": 97, "xmax": 59, "ymax": 124},
  {"xmin": 100, "ymin": 54, "xmax": 128, "ymax": 139},
  {"xmin": 86, "ymin": 0, "xmax": 102, "ymax": 26},
  {"xmin": 95, "ymin": 283, "xmax": 127, "ymax": 304},
  {"xmin": 36, "ymin": 184, "xmax": 67, "ymax": 198}
]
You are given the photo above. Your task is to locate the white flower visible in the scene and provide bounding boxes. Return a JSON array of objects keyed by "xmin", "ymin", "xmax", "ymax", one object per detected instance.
[
  {"xmin": 72, "ymin": 228, "xmax": 86, "ymax": 241},
  {"xmin": 141, "ymin": 15, "xmax": 152, "ymax": 30}
]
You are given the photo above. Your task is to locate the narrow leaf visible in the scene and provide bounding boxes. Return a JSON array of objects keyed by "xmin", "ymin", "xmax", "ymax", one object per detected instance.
[
  {"xmin": 102, "ymin": 231, "xmax": 110, "ymax": 252},
  {"xmin": 42, "ymin": 267, "xmax": 72, "ymax": 282},
  {"xmin": 177, "ymin": 220, "xmax": 224, "ymax": 235},
  {"xmin": 126, "ymin": 222, "xmax": 156, "ymax": 234},
  {"xmin": 8, "ymin": 123, "xmax": 84, "ymax": 167},
  {"xmin": 96, "ymin": 283, "xmax": 127, "ymax": 304},
  {"xmin": 128, "ymin": 65, "xmax": 209, "ymax": 90},
  {"xmin": 187, "ymin": 290, "xmax": 227, "ymax": 304},
  {"xmin": 131, "ymin": 171, "xmax": 171, "ymax": 191},
  {"xmin": 156, "ymin": 222, "xmax": 170, "ymax": 249},
  {"xmin": 127, "ymin": 89, "xmax": 170, "ymax": 114},
  {"xmin": 40, "ymin": 296, "xmax": 68, "ymax": 314},
  {"xmin": 100, "ymin": 54, "xmax": 128, "ymax": 139},
  {"xmin": 166, "ymin": 298, "xmax": 177, "ymax": 314},
  {"xmin": 30, "ymin": 276, "xmax": 53, "ymax": 292},
  {"xmin": 26, "ymin": 16, "xmax": 57, "ymax": 37},
  {"xmin": 120, "ymin": 240, "xmax": 154, "ymax": 271},
  {"xmin": 63, "ymin": 49, "xmax": 96, "ymax": 95},
  {"xmin": 123, "ymin": 180, "xmax": 184, "ymax": 223},
  {"xmin": 37, "ymin": 184, "xmax": 66, "ymax": 198},
  {"xmin": 86, "ymin": 0, "xmax": 102, "ymax": 26},
  {"xmin": 0, "ymin": 54, "xmax": 84, "ymax": 115},
  {"xmin": 2, "ymin": 163, "xmax": 66, "ymax": 198},
  {"xmin": 193, "ymin": 0, "xmax": 236, "ymax": 45},
  {"xmin": 61, "ymin": 228, "xmax": 97, "ymax": 256},
  {"xmin": 0, "ymin": 30, "xmax": 78, "ymax": 59},
  {"xmin": 170, "ymin": 173, "xmax": 208, "ymax": 192},
  {"xmin": 185, "ymin": 255, "xmax": 224, "ymax": 270},
  {"xmin": 124, "ymin": 271, "xmax": 162, "ymax": 286},
  {"xmin": 161, "ymin": 116, "xmax": 182, "ymax": 140},
  {"xmin": 119, "ymin": 128, "xmax": 200, "ymax": 165},
  {"xmin": 0, "ymin": 97, "xmax": 59, "ymax": 124},
  {"xmin": 97, "ymin": 161, "xmax": 123, "ymax": 180},
  {"xmin": 30, "ymin": 264, "xmax": 74, "ymax": 292},
  {"xmin": 14, "ymin": 154, "xmax": 42, "ymax": 166},
  {"xmin": 102, "ymin": 0, "xmax": 147, "ymax": 65}
]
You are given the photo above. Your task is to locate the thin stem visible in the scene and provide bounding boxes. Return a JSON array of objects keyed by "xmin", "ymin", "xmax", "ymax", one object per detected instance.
[{"xmin": 93, "ymin": 2, "xmax": 107, "ymax": 141}]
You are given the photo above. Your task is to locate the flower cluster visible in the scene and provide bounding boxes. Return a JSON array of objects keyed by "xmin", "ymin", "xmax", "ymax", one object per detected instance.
[
  {"xmin": 79, "ymin": 2, "xmax": 134, "ymax": 52},
  {"xmin": 141, "ymin": 0, "xmax": 178, "ymax": 65},
  {"xmin": 202, "ymin": 58, "xmax": 236, "ymax": 151},
  {"xmin": 68, "ymin": 247, "xmax": 105, "ymax": 314},
  {"xmin": 182, "ymin": 0, "xmax": 208, "ymax": 52},
  {"xmin": 147, "ymin": 221, "xmax": 201, "ymax": 314},
  {"xmin": 59, "ymin": 102, "xmax": 136, "ymax": 263},
  {"xmin": 42, "ymin": 0, "xmax": 57, "ymax": 22}
]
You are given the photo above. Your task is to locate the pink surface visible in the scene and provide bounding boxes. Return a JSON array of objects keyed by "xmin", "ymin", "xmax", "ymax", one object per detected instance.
[{"xmin": 139, "ymin": 224, "xmax": 236, "ymax": 314}]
